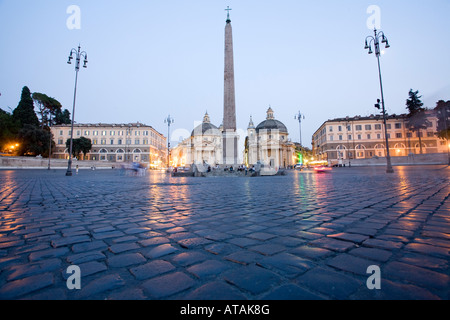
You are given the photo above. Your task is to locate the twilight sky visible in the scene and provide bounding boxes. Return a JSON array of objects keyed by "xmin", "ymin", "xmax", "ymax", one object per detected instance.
[{"xmin": 1, "ymin": 0, "xmax": 449, "ymax": 148}]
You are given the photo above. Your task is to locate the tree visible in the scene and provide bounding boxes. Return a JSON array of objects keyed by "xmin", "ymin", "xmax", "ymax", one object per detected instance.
[
  {"xmin": 32, "ymin": 92, "xmax": 71, "ymax": 128},
  {"xmin": 66, "ymin": 137, "xmax": 92, "ymax": 159},
  {"xmin": 12, "ymin": 86, "xmax": 39, "ymax": 128},
  {"xmin": 435, "ymin": 100, "xmax": 450, "ymax": 141},
  {"xmin": 405, "ymin": 89, "xmax": 430, "ymax": 154},
  {"xmin": 54, "ymin": 108, "xmax": 71, "ymax": 125},
  {"xmin": 17, "ymin": 124, "xmax": 52, "ymax": 157},
  {"xmin": 0, "ymin": 108, "xmax": 20, "ymax": 150}
]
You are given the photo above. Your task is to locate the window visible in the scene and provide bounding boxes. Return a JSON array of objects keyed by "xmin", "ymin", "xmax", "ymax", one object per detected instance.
[
  {"xmin": 102, "ymin": 131, "xmax": 107, "ymax": 136},
  {"xmin": 427, "ymin": 132, "xmax": 434, "ymax": 137},
  {"xmin": 375, "ymin": 124, "xmax": 382, "ymax": 130},
  {"xmin": 338, "ymin": 126, "xmax": 342, "ymax": 132},
  {"xmin": 101, "ymin": 139, "xmax": 106, "ymax": 145},
  {"xmin": 329, "ymin": 126, "xmax": 333, "ymax": 132},
  {"xmin": 348, "ymin": 135, "xmax": 352, "ymax": 140},
  {"xmin": 367, "ymin": 134, "xmax": 371, "ymax": 140},
  {"xmin": 58, "ymin": 139, "xmax": 63, "ymax": 145},
  {"xmin": 339, "ymin": 135, "xmax": 343, "ymax": 141},
  {"xmin": 395, "ymin": 123, "xmax": 402, "ymax": 129},
  {"xmin": 365, "ymin": 125, "xmax": 372, "ymax": 130},
  {"xmin": 84, "ymin": 130, "xmax": 90, "ymax": 136},
  {"xmin": 110, "ymin": 131, "xmax": 115, "ymax": 136},
  {"xmin": 110, "ymin": 139, "xmax": 114, "ymax": 145},
  {"xmin": 329, "ymin": 136, "xmax": 334, "ymax": 141},
  {"xmin": 355, "ymin": 125, "xmax": 362, "ymax": 131},
  {"xmin": 93, "ymin": 139, "xmax": 98, "ymax": 145},
  {"xmin": 357, "ymin": 134, "xmax": 362, "ymax": 140},
  {"xmin": 77, "ymin": 130, "xmax": 81, "ymax": 136},
  {"xmin": 93, "ymin": 131, "xmax": 98, "ymax": 136},
  {"xmin": 407, "ymin": 133, "xmax": 412, "ymax": 138},
  {"xmin": 386, "ymin": 134, "xmax": 390, "ymax": 138},
  {"xmin": 118, "ymin": 139, "xmax": 123, "ymax": 145},
  {"xmin": 386, "ymin": 124, "xmax": 391, "ymax": 129},
  {"xmin": 59, "ymin": 130, "xmax": 63, "ymax": 136},
  {"xmin": 377, "ymin": 134, "xmax": 381, "ymax": 139},
  {"xmin": 396, "ymin": 133, "xmax": 402, "ymax": 138}
]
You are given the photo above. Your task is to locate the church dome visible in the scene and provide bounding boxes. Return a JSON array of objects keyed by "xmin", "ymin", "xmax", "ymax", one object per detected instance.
[
  {"xmin": 191, "ymin": 112, "xmax": 221, "ymax": 137},
  {"xmin": 255, "ymin": 107, "xmax": 288, "ymax": 133}
]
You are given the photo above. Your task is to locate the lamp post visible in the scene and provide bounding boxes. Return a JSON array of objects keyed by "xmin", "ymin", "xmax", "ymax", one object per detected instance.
[
  {"xmin": 48, "ymin": 112, "xmax": 53, "ymax": 170},
  {"xmin": 294, "ymin": 111, "xmax": 305, "ymax": 147},
  {"xmin": 365, "ymin": 29, "xmax": 394, "ymax": 173},
  {"xmin": 164, "ymin": 115, "xmax": 174, "ymax": 168},
  {"xmin": 65, "ymin": 45, "xmax": 88, "ymax": 176}
]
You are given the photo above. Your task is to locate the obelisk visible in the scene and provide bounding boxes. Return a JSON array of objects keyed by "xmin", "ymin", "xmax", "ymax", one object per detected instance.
[{"xmin": 223, "ymin": 7, "xmax": 239, "ymax": 165}]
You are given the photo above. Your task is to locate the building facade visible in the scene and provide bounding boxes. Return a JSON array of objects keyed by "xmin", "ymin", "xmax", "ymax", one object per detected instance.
[
  {"xmin": 246, "ymin": 107, "xmax": 296, "ymax": 169},
  {"xmin": 51, "ymin": 123, "xmax": 167, "ymax": 167},
  {"xmin": 312, "ymin": 111, "xmax": 448, "ymax": 166},
  {"xmin": 171, "ymin": 113, "xmax": 223, "ymax": 167}
]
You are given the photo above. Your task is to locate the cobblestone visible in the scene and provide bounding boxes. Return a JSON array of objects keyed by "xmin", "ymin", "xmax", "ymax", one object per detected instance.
[{"xmin": 0, "ymin": 166, "xmax": 448, "ymax": 300}]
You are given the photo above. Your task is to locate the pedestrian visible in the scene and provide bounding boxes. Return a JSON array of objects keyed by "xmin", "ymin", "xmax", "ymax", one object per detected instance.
[{"xmin": 76, "ymin": 165, "xmax": 79, "ymax": 174}]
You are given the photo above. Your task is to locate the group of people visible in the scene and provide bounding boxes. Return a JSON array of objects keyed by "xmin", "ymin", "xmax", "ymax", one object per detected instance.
[
  {"xmin": 201, "ymin": 162, "xmax": 258, "ymax": 175},
  {"xmin": 121, "ymin": 162, "xmax": 147, "ymax": 176}
]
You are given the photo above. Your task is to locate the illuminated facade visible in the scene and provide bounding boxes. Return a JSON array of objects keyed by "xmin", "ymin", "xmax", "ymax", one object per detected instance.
[
  {"xmin": 246, "ymin": 107, "xmax": 296, "ymax": 169},
  {"xmin": 51, "ymin": 122, "xmax": 166, "ymax": 167},
  {"xmin": 312, "ymin": 110, "xmax": 448, "ymax": 165}
]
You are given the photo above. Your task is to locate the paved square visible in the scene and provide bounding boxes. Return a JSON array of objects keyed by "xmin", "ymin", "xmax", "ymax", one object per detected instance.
[{"xmin": 0, "ymin": 166, "xmax": 448, "ymax": 300}]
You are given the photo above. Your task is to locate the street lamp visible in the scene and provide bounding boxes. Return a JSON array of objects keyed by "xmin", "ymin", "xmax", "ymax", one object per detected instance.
[
  {"xmin": 66, "ymin": 44, "xmax": 88, "ymax": 176},
  {"xmin": 294, "ymin": 111, "xmax": 305, "ymax": 147},
  {"xmin": 365, "ymin": 29, "xmax": 394, "ymax": 173},
  {"xmin": 164, "ymin": 115, "xmax": 174, "ymax": 168}
]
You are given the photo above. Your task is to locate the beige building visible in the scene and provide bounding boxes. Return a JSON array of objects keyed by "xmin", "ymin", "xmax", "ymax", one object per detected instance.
[
  {"xmin": 171, "ymin": 112, "xmax": 223, "ymax": 167},
  {"xmin": 312, "ymin": 111, "xmax": 448, "ymax": 166},
  {"xmin": 246, "ymin": 107, "xmax": 296, "ymax": 169},
  {"xmin": 51, "ymin": 122, "xmax": 167, "ymax": 167}
]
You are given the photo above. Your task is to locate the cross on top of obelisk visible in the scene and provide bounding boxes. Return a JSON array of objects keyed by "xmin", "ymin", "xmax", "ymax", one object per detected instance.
[{"xmin": 225, "ymin": 6, "xmax": 232, "ymax": 22}]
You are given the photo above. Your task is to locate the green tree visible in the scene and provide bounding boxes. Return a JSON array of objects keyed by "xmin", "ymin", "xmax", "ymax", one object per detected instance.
[
  {"xmin": 12, "ymin": 86, "xmax": 39, "ymax": 128},
  {"xmin": 66, "ymin": 137, "xmax": 92, "ymax": 159},
  {"xmin": 17, "ymin": 124, "xmax": 52, "ymax": 157},
  {"xmin": 32, "ymin": 92, "xmax": 71, "ymax": 128},
  {"xmin": 405, "ymin": 89, "xmax": 430, "ymax": 154},
  {"xmin": 0, "ymin": 108, "xmax": 20, "ymax": 151},
  {"xmin": 435, "ymin": 100, "xmax": 450, "ymax": 141},
  {"xmin": 54, "ymin": 108, "xmax": 71, "ymax": 125}
]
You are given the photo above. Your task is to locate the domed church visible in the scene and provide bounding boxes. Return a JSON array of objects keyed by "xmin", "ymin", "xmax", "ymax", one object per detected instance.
[
  {"xmin": 245, "ymin": 107, "xmax": 295, "ymax": 169},
  {"xmin": 171, "ymin": 112, "xmax": 223, "ymax": 167}
]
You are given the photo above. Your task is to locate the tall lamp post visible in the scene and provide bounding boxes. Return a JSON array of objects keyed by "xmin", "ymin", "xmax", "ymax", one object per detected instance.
[
  {"xmin": 65, "ymin": 45, "xmax": 88, "ymax": 176},
  {"xmin": 365, "ymin": 29, "xmax": 394, "ymax": 173},
  {"xmin": 164, "ymin": 115, "xmax": 174, "ymax": 168},
  {"xmin": 48, "ymin": 113, "xmax": 53, "ymax": 170},
  {"xmin": 294, "ymin": 111, "xmax": 305, "ymax": 147}
]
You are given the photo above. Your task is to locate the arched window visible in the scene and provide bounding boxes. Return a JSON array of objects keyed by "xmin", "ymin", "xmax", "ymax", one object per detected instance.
[
  {"xmin": 99, "ymin": 149, "xmax": 108, "ymax": 161},
  {"xmin": 355, "ymin": 144, "xmax": 366, "ymax": 159},
  {"xmin": 374, "ymin": 144, "xmax": 385, "ymax": 157},
  {"xmin": 336, "ymin": 145, "xmax": 347, "ymax": 159}
]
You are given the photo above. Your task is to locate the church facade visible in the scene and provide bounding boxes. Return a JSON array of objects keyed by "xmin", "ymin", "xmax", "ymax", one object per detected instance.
[
  {"xmin": 171, "ymin": 10, "xmax": 295, "ymax": 170},
  {"xmin": 171, "ymin": 112, "xmax": 223, "ymax": 167},
  {"xmin": 246, "ymin": 107, "xmax": 296, "ymax": 169}
]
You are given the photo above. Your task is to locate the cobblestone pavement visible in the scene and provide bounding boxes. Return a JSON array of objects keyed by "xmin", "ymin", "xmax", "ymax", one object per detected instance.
[{"xmin": 0, "ymin": 166, "xmax": 448, "ymax": 300}]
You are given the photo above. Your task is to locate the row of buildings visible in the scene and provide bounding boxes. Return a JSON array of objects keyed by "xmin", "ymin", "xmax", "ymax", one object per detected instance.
[
  {"xmin": 312, "ymin": 110, "xmax": 449, "ymax": 166},
  {"xmin": 170, "ymin": 107, "xmax": 296, "ymax": 169},
  {"xmin": 49, "ymin": 108, "xmax": 448, "ymax": 169},
  {"xmin": 50, "ymin": 122, "xmax": 167, "ymax": 168}
]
